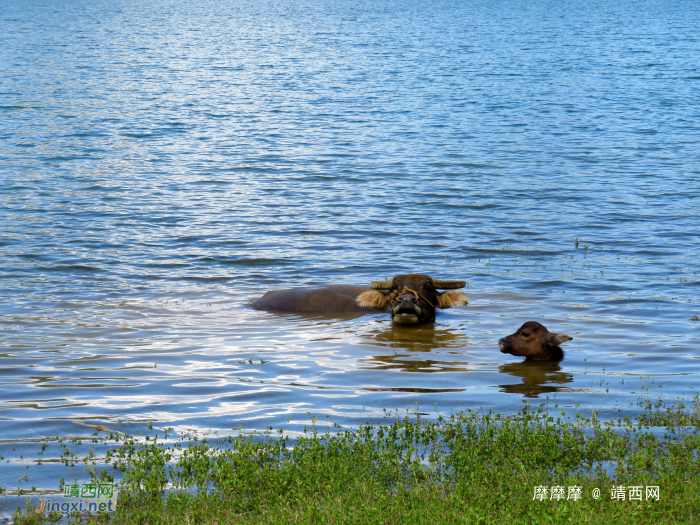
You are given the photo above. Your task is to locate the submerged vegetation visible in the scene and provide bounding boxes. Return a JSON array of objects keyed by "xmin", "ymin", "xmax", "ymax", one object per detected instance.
[{"xmin": 9, "ymin": 397, "xmax": 700, "ymax": 524}]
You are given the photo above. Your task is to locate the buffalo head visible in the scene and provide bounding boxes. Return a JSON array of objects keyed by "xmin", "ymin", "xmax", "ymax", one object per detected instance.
[
  {"xmin": 356, "ymin": 274, "xmax": 468, "ymax": 325},
  {"xmin": 498, "ymin": 321, "xmax": 573, "ymax": 362}
]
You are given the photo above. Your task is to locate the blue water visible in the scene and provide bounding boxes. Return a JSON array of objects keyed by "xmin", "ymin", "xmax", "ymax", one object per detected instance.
[{"xmin": 1, "ymin": 0, "xmax": 699, "ymax": 505}]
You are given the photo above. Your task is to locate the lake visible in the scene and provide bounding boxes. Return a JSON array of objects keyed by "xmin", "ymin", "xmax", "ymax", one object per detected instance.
[{"xmin": 1, "ymin": 0, "xmax": 699, "ymax": 501}]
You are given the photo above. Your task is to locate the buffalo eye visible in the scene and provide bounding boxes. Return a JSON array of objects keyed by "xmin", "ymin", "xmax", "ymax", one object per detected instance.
[{"xmin": 520, "ymin": 332, "xmax": 530, "ymax": 337}]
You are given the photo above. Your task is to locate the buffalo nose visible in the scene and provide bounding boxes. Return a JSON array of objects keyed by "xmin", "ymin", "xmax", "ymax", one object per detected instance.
[
  {"xmin": 400, "ymin": 294, "xmax": 417, "ymax": 303},
  {"xmin": 498, "ymin": 338, "xmax": 507, "ymax": 352}
]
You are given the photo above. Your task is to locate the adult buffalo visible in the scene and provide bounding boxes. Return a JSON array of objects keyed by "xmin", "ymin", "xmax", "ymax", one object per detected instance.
[
  {"xmin": 251, "ymin": 274, "xmax": 468, "ymax": 325},
  {"xmin": 498, "ymin": 321, "xmax": 573, "ymax": 362}
]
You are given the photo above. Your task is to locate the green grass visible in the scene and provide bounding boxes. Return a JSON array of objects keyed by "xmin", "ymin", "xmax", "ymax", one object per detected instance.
[{"xmin": 11, "ymin": 397, "xmax": 700, "ymax": 524}]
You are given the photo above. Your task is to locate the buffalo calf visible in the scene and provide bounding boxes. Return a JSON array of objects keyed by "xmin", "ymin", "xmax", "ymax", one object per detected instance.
[{"xmin": 498, "ymin": 321, "xmax": 573, "ymax": 362}]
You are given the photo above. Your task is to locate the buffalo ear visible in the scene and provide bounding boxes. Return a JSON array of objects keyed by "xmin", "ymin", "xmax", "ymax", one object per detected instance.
[
  {"xmin": 436, "ymin": 291, "xmax": 469, "ymax": 309},
  {"xmin": 356, "ymin": 290, "xmax": 391, "ymax": 309},
  {"xmin": 548, "ymin": 333, "xmax": 573, "ymax": 346}
]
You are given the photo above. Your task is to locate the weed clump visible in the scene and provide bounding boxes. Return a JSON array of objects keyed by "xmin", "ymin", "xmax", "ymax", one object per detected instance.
[{"xmin": 11, "ymin": 397, "xmax": 700, "ymax": 524}]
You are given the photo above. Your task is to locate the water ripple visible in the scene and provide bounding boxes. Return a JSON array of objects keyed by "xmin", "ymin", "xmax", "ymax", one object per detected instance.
[{"xmin": 1, "ymin": 0, "xmax": 700, "ymax": 494}]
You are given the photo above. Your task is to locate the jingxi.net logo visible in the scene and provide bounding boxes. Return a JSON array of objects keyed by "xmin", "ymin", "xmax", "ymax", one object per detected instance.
[{"xmin": 36, "ymin": 481, "xmax": 118, "ymax": 516}]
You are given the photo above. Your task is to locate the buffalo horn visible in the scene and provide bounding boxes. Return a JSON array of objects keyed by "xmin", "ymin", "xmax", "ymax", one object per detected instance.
[
  {"xmin": 431, "ymin": 279, "xmax": 467, "ymax": 289},
  {"xmin": 370, "ymin": 279, "xmax": 393, "ymax": 289}
]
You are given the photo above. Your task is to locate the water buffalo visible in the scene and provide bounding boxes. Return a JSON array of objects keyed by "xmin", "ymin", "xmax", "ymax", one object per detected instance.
[
  {"xmin": 498, "ymin": 321, "xmax": 573, "ymax": 362},
  {"xmin": 251, "ymin": 274, "xmax": 468, "ymax": 325}
]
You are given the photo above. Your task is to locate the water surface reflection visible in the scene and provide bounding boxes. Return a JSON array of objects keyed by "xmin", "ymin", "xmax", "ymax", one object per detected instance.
[
  {"xmin": 1, "ymin": 0, "xmax": 699, "ymax": 503},
  {"xmin": 356, "ymin": 324, "xmax": 471, "ymax": 375},
  {"xmin": 497, "ymin": 362, "xmax": 573, "ymax": 398},
  {"xmin": 359, "ymin": 325, "xmax": 470, "ymax": 352}
]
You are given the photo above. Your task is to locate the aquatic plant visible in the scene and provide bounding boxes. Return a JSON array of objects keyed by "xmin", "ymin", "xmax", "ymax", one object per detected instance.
[{"xmin": 9, "ymin": 396, "xmax": 700, "ymax": 524}]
